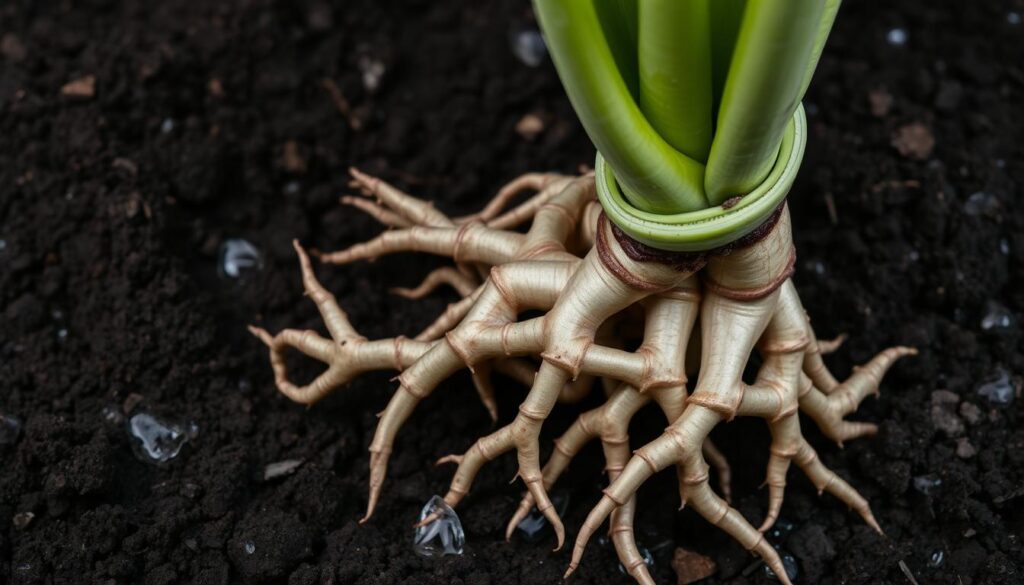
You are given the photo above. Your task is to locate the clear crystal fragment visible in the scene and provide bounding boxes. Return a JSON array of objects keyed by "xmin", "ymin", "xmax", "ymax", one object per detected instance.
[
  {"xmin": 886, "ymin": 28, "xmax": 908, "ymax": 46},
  {"xmin": 980, "ymin": 300, "xmax": 1013, "ymax": 331},
  {"xmin": 764, "ymin": 549, "xmax": 799, "ymax": 582},
  {"xmin": 0, "ymin": 413, "xmax": 23, "ymax": 445},
  {"xmin": 218, "ymin": 239, "xmax": 263, "ymax": 279},
  {"xmin": 913, "ymin": 474, "xmax": 942, "ymax": 495},
  {"xmin": 128, "ymin": 412, "xmax": 195, "ymax": 463},
  {"xmin": 413, "ymin": 495, "xmax": 464, "ymax": 558},
  {"xmin": 977, "ymin": 370, "xmax": 1014, "ymax": 407},
  {"xmin": 512, "ymin": 29, "xmax": 547, "ymax": 67}
]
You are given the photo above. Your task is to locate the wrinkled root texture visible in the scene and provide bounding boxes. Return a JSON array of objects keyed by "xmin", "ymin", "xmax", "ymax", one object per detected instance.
[{"xmin": 252, "ymin": 170, "xmax": 914, "ymax": 585}]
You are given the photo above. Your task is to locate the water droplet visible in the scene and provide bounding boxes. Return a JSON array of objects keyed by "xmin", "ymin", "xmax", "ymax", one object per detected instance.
[
  {"xmin": 15, "ymin": 563, "xmax": 32, "ymax": 572},
  {"xmin": 358, "ymin": 54, "xmax": 386, "ymax": 93},
  {"xmin": 928, "ymin": 549, "xmax": 945, "ymax": 567},
  {"xmin": 244, "ymin": 541, "xmax": 256, "ymax": 555},
  {"xmin": 907, "ymin": 249, "xmax": 921, "ymax": 263},
  {"xmin": 284, "ymin": 181, "xmax": 301, "ymax": 196},
  {"xmin": 766, "ymin": 519, "xmax": 796, "ymax": 541},
  {"xmin": 963, "ymin": 192, "xmax": 1001, "ymax": 217},
  {"xmin": 977, "ymin": 369, "xmax": 1014, "ymax": 407},
  {"xmin": 218, "ymin": 239, "xmax": 263, "ymax": 280},
  {"xmin": 995, "ymin": 158, "xmax": 1007, "ymax": 169},
  {"xmin": 1000, "ymin": 239, "xmax": 1010, "ymax": 255},
  {"xmin": 0, "ymin": 413, "xmax": 23, "ymax": 445},
  {"xmin": 161, "ymin": 118, "xmax": 175, "ymax": 134},
  {"xmin": 511, "ymin": 29, "xmax": 547, "ymax": 67},
  {"xmin": 515, "ymin": 490, "xmax": 570, "ymax": 541},
  {"xmin": 1008, "ymin": 12, "xmax": 1021, "ymax": 25},
  {"xmin": 764, "ymin": 548, "xmax": 799, "ymax": 581},
  {"xmin": 12, "ymin": 511, "xmax": 34, "ymax": 529},
  {"xmin": 412, "ymin": 495, "xmax": 464, "ymax": 558},
  {"xmin": 56, "ymin": 328, "xmax": 68, "ymax": 342},
  {"xmin": 913, "ymin": 474, "xmax": 942, "ymax": 495},
  {"xmin": 886, "ymin": 28, "xmax": 908, "ymax": 46},
  {"xmin": 980, "ymin": 300, "xmax": 1013, "ymax": 331},
  {"xmin": 618, "ymin": 545, "xmax": 655, "ymax": 576},
  {"xmin": 128, "ymin": 412, "xmax": 195, "ymax": 463},
  {"xmin": 0, "ymin": 239, "xmax": 6, "ymax": 251}
]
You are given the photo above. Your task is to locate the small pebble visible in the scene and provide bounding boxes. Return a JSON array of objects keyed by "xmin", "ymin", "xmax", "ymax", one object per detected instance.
[
  {"xmin": 244, "ymin": 541, "xmax": 256, "ymax": 555},
  {"xmin": 930, "ymin": 390, "xmax": 964, "ymax": 437},
  {"xmin": 955, "ymin": 438, "xmax": 976, "ymax": 459},
  {"xmin": 12, "ymin": 511, "xmax": 34, "ymax": 529},
  {"xmin": 891, "ymin": 123, "xmax": 934, "ymax": 160},
  {"xmin": 913, "ymin": 474, "xmax": 942, "ymax": 495},
  {"xmin": 413, "ymin": 495, "xmax": 464, "ymax": 558},
  {"xmin": 263, "ymin": 459, "xmax": 304, "ymax": 481},
  {"xmin": 218, "ymin": 239, "xmax": 263, "ymax": 280},
  {"xmin": 959, "ymin": 401, "xmax": 982, "ymax": 425},
  {"xmin": 358, "ymin": 55, "xmax": 386, "ymax": 93},
  {"xmin": 963, "ymin": 192, "xmax": 1001, "ymax": 217},
  {"xmin": 161, "ymin": 118, "xmax": 175, "ymax": 134},
  {"xmin": 886, "ymin": 28, "xmax": 908, "ymax": 46},
  {"xmin": 515, "ymin": 113, "xmax": 545, "ymax": 141},
  {"xmin": 868, "ymin": 88, "xmax": 893, "ymax": 117},
  {"xmin": 1, "ymin": 33, "xmax": 27, "ymax": 62},
  {"xmin": 671, "ymin": 548, "xmax": 717, "ymax": 584},
  {"xmin": 511, "ymin": 29, "xmax": 547, "ymax": 67},
  {"xmin": 977, "ymin": 369, "xmax": 1014, "ymax": 407},
  {"xmin": 281, "ymin": 140, "xmax": 306, "ymax": 174},
  {"xmin": 0, "ymin": 413, "xmax": 23, "ymax": 445},
  {"xmin": 61, "ymin": 75, "xmax": 96, "ymax": 99}
]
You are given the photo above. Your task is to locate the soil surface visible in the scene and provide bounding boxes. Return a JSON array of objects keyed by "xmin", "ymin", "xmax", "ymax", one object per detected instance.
[{"xmin": 1, "ymin": 1, "xmax": 1022, "ymax": 584}]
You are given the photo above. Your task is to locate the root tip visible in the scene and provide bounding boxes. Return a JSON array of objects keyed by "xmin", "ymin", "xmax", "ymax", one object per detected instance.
[{"xmin": 247, "ymin": 325, "xmax": 273, "ymax": 346}]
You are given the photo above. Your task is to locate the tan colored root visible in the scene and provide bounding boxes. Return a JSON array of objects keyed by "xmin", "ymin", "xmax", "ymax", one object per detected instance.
[
  {"xmin": 255, "ymin": 173, "xmax": 914, "ymax": 585},
  {"xmin": 390, "ymin": 266, "xmax": 478, "ymax": 299},
  {"xmin": 348, "ymin": 167, "xmax": 455, "ymax": 228},
  {"xmin": 341, "ymin": 195, "xmax": 413, "ymax": 228},
  {"xmin": 249, "ymin": 241, "xmax": 435, "ymax": 405},
  {"xmin": 567, "ymin": 407, "xmax": 795, "ymax": 585}
]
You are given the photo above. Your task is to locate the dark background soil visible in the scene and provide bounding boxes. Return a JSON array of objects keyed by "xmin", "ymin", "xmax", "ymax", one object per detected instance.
[{"xmin": 1, "ymin": 0, "xmax": 1022, "ymax": 583}]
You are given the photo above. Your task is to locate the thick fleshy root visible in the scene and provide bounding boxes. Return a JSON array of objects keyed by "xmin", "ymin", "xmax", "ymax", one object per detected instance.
[{"xmin": 252, "ymin": 171, "xmax": 914, "ymax": 584}]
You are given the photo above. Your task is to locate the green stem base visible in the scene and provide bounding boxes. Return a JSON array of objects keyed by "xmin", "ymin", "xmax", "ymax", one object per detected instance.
[{"xmin": 597, "ymin": 105, "xmax": 807, "ymax": 252}]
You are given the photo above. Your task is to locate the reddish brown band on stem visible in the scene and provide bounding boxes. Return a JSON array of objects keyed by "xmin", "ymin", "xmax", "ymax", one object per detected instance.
[{"xmin": 608, "ymin": 201, "xmax": 788, "ymax": 268}]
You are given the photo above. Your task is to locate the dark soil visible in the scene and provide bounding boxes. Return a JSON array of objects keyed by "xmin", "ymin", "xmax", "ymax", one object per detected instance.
[{"xmin": 1, "ymin": 0, "xmax": 1022, "ymax": 584}]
